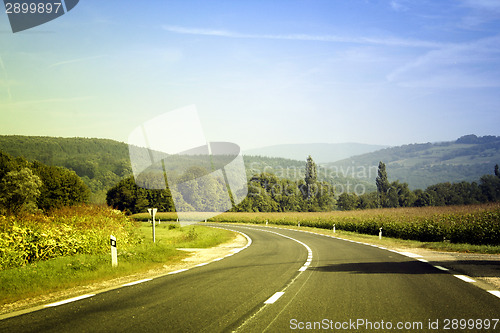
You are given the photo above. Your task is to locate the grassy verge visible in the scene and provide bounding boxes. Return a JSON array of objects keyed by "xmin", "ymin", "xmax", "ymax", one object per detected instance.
[{"xmin": 0, "ymin": 222, "xmax": 235, "ymax": 307}]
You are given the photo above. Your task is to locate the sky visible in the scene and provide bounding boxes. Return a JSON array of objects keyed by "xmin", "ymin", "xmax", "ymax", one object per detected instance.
[{"xmin": 1, "ymin": 0, "xmax": 500, "ymax": 150}]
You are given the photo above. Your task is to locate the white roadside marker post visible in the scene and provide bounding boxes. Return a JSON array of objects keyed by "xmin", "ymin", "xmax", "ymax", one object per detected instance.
[
  {"xmin": 148, "ymin": 208, "xmax": 158, "ymax": 243},
  {"xmin": 379, "ymin": 227, "xmax": 383, "ymax": 240},
  {"xmin": 333, "ymin": 224, "xmax": 336, "ymax": 233},
  {"xmin": 110, "ymin": 235, "xmax": 118, "ymax": 267}
]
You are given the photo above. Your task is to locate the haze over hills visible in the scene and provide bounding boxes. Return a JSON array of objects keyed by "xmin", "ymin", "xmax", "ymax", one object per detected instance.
[
  {"xmin": 327, "ymin": 135, "xmax": 500, "ymax": 190},
  {"xmin": 243, "ymin": 143, "xmax": 388, "ymax": 164}
]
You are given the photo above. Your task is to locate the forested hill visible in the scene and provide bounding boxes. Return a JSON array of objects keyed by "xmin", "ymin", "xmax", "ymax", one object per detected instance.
[
  {"xmin": 0, "ymin": 135, "xmax": 376, "ymax": 203},
  {"xmin": 327, "ymin": 135, "xmax": 500, "ymax": 190},
  {"xmin": 0, "ymin": 136, "xmax": 132, "ymax": 203}
]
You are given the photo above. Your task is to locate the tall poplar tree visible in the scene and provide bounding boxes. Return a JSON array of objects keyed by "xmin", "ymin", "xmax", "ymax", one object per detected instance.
[
  {"xmin": 376, "ymin": 161, "xmax": 390, "ymax": 207},
  {"xmin": 305, "ymin": 155, "xmax": 317, "ymax": 200}
]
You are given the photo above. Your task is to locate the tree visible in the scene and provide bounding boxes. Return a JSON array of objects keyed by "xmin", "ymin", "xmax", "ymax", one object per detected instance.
[
  {"xmin": 304, "ymin": 155, "xmax": 318, "ymax": 200},
  {"xmin": 0, "ymin": 167, "xmax": 42, "ymax": 215},
  {"xmin": 31, "ymin": 161, "xmax": 90, "ymax": 211},
  {"xmin": 375, "ymin": 162, "xmax": 390, "ymax": 207},
  {"xmin": 337, "ymin": 192, "xmax": 359, "ymax": 211},
  {"xmin": 495, "ymin": 164, "xmax": 500, "ymax": 178},
  {"xmin": 480, "ymin": 175, "xmax": 500, "ymax": 202}
]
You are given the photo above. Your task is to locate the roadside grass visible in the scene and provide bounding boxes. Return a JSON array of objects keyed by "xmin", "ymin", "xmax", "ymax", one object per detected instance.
[{"xmin": 0, "ymin": 223, "xmax": 234, "ymax": 308}]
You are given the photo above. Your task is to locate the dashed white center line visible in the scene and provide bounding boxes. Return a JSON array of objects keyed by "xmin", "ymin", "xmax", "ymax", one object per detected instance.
[
  {"xmin": 45, "ymin": 294, "xmax": 95, "ymax": 307},
  {"xmin": 454, "ymin": 274, "xmax": 476, "ymax": 283},
  {"xmin": 264, "ymin": 292, "xmax": 285, "ymax": 304},
  {"xmin": 434, "ymin": 265, "xmax": 449, "ymax": 271}
]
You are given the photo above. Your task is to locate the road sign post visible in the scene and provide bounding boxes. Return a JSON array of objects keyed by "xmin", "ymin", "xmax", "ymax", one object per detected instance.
[
  {"xmin": 110, "ymin": 235, "xmax": 118, "ymax": 267},
  {"xmin": 148, "ymin": 208, "xmax": 158, "ymax": 243}
]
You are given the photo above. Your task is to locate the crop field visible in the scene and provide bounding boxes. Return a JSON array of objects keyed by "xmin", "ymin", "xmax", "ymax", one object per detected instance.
[
  {"xmin": 0, "ymin": 206, "xmax": 235, "ymax": 307},
  {"xmin": 0, "ymin": 205, "xmax": 139, "ymax": 270},
  {"xmin": 132, "ymin": 203, "xmax": 500, "ymax": 246}
]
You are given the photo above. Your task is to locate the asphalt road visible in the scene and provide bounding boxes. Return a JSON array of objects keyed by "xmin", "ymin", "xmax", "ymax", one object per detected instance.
[{"xmin": 1, "ymin": 224, "xmax": 499, "ymax": 332}]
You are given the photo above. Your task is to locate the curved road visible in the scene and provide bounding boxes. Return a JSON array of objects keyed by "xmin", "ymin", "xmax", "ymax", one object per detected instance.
[{"xmin": 1, "ymin": 224, "xmax": 499, "ymax": 332}]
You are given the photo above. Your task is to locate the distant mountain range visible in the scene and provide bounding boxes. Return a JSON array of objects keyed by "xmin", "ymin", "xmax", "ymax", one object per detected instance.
[
  {"xmin": 326, "ymin": 135, "xmax": 500, "ymax": 190},
  {"xmin": 243, "ymin": 143, "xmax": 388, "ymax": 163}
]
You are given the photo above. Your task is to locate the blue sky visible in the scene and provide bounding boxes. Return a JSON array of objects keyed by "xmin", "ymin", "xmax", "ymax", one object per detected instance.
[{"xmin": 1, "ymin": 0, "xmax": 500, "ymax": 149}]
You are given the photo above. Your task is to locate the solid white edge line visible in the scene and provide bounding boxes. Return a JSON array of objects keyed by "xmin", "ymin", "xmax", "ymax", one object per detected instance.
[
  {"xmin": 45, "ymin": 294, "xmax": 95, "ymax": 307},
  {"xmin": 168, "ymin": 269, "xmax": 188, "ymax": 275},
  {"xmin": 454, "ymin": 274, "xmax": 476, "ymax": 283},
  {"xmin": 122, "ymin": 278, "xmax": 152, "ymax": 287},
  {"xmin": 195, "ymin": 262, "xmax": 209, "ymax": 267},
  {"xmin": 488, "ymin": 290, "xmax": 500, "ymax": 298},
  {"xmin": 264, "ymin": 292, "xmax": 285, "ymax": 304},
  {"xmin": 397, "ymin": 251, "xmax": 423, "ymax": 258}
]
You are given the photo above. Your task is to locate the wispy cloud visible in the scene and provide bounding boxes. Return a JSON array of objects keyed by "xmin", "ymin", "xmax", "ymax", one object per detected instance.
[
  {"xmin": 48, "ymin": 55, "xmax": 108, "ymax": 68},
  {"xmin": 162, "ymin": 25, "xmax": 447, "ymax": 48},
  {"xmin": 390, "ymin": 0, "xmax": 409, "ymax": 12},
  {"xmin": 387, "ymin": 35, "xmax": 500, "ymax": 88},
  {"xmin": 460, "ymin": 0, "xmax": 500, "ymax": 12}
]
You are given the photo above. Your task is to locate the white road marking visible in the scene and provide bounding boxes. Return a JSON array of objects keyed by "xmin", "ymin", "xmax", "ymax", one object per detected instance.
[
  {"xmin": 417, "ymin": 259, "xmax": 429, "ymax": 263},
  {"xmin": 397, "ymin": 251, "xmax": 423, "ymax": 258},
  {"xmin": 488, "ymin": 290, "xmax": 500, "ymax": 298},
  {"xmin": 45, "ymin": 294, "xmax": 95, "ymax": 307},
  {"xmin": 434, "ymin": 265, "xmax": 449, "ymax": 271},
  {"xmin": 168, "ymin": 269, "xmax": 188, "ymax": 275},
  {"xmin": 195, "ymin": 262, "xmax": 209, "ymax": 267},
  {"xmin": 454, "ymin": 275, "xmax": 476, "ymax": 283},
  {"xmin": 122, "ymin": 279, "xmax": 152, "ymax": 287},
  {"xmin": 264, "ymin": 292, "xmax": 285, "ymax": 304}
]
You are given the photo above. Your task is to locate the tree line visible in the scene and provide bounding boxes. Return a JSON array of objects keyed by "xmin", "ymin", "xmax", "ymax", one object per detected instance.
[
  {"xmin": 336, "ymin": 162, "xmax": 500, "ymax": 210},
  {"xmin": 105, "ymin": 155, "xmax": 500, "ymax": 214},
  {"xmin": 106, "ymin": 155, "xmax": 336, "ymax": 214},
  {"xmin": 0, "ymin": 150, "xmax": 89, "ymax": 215}
]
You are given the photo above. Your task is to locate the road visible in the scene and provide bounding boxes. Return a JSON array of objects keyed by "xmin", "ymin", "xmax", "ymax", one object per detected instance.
[{"xmin": 1, "ymin": 224, "xmax": 499, "ymax": 332}]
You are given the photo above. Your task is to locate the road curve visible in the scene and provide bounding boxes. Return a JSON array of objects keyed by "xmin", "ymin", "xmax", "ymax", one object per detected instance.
[{"xmin": 1, "ymin": 224, "xmax": 499, "ymax": 332}]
